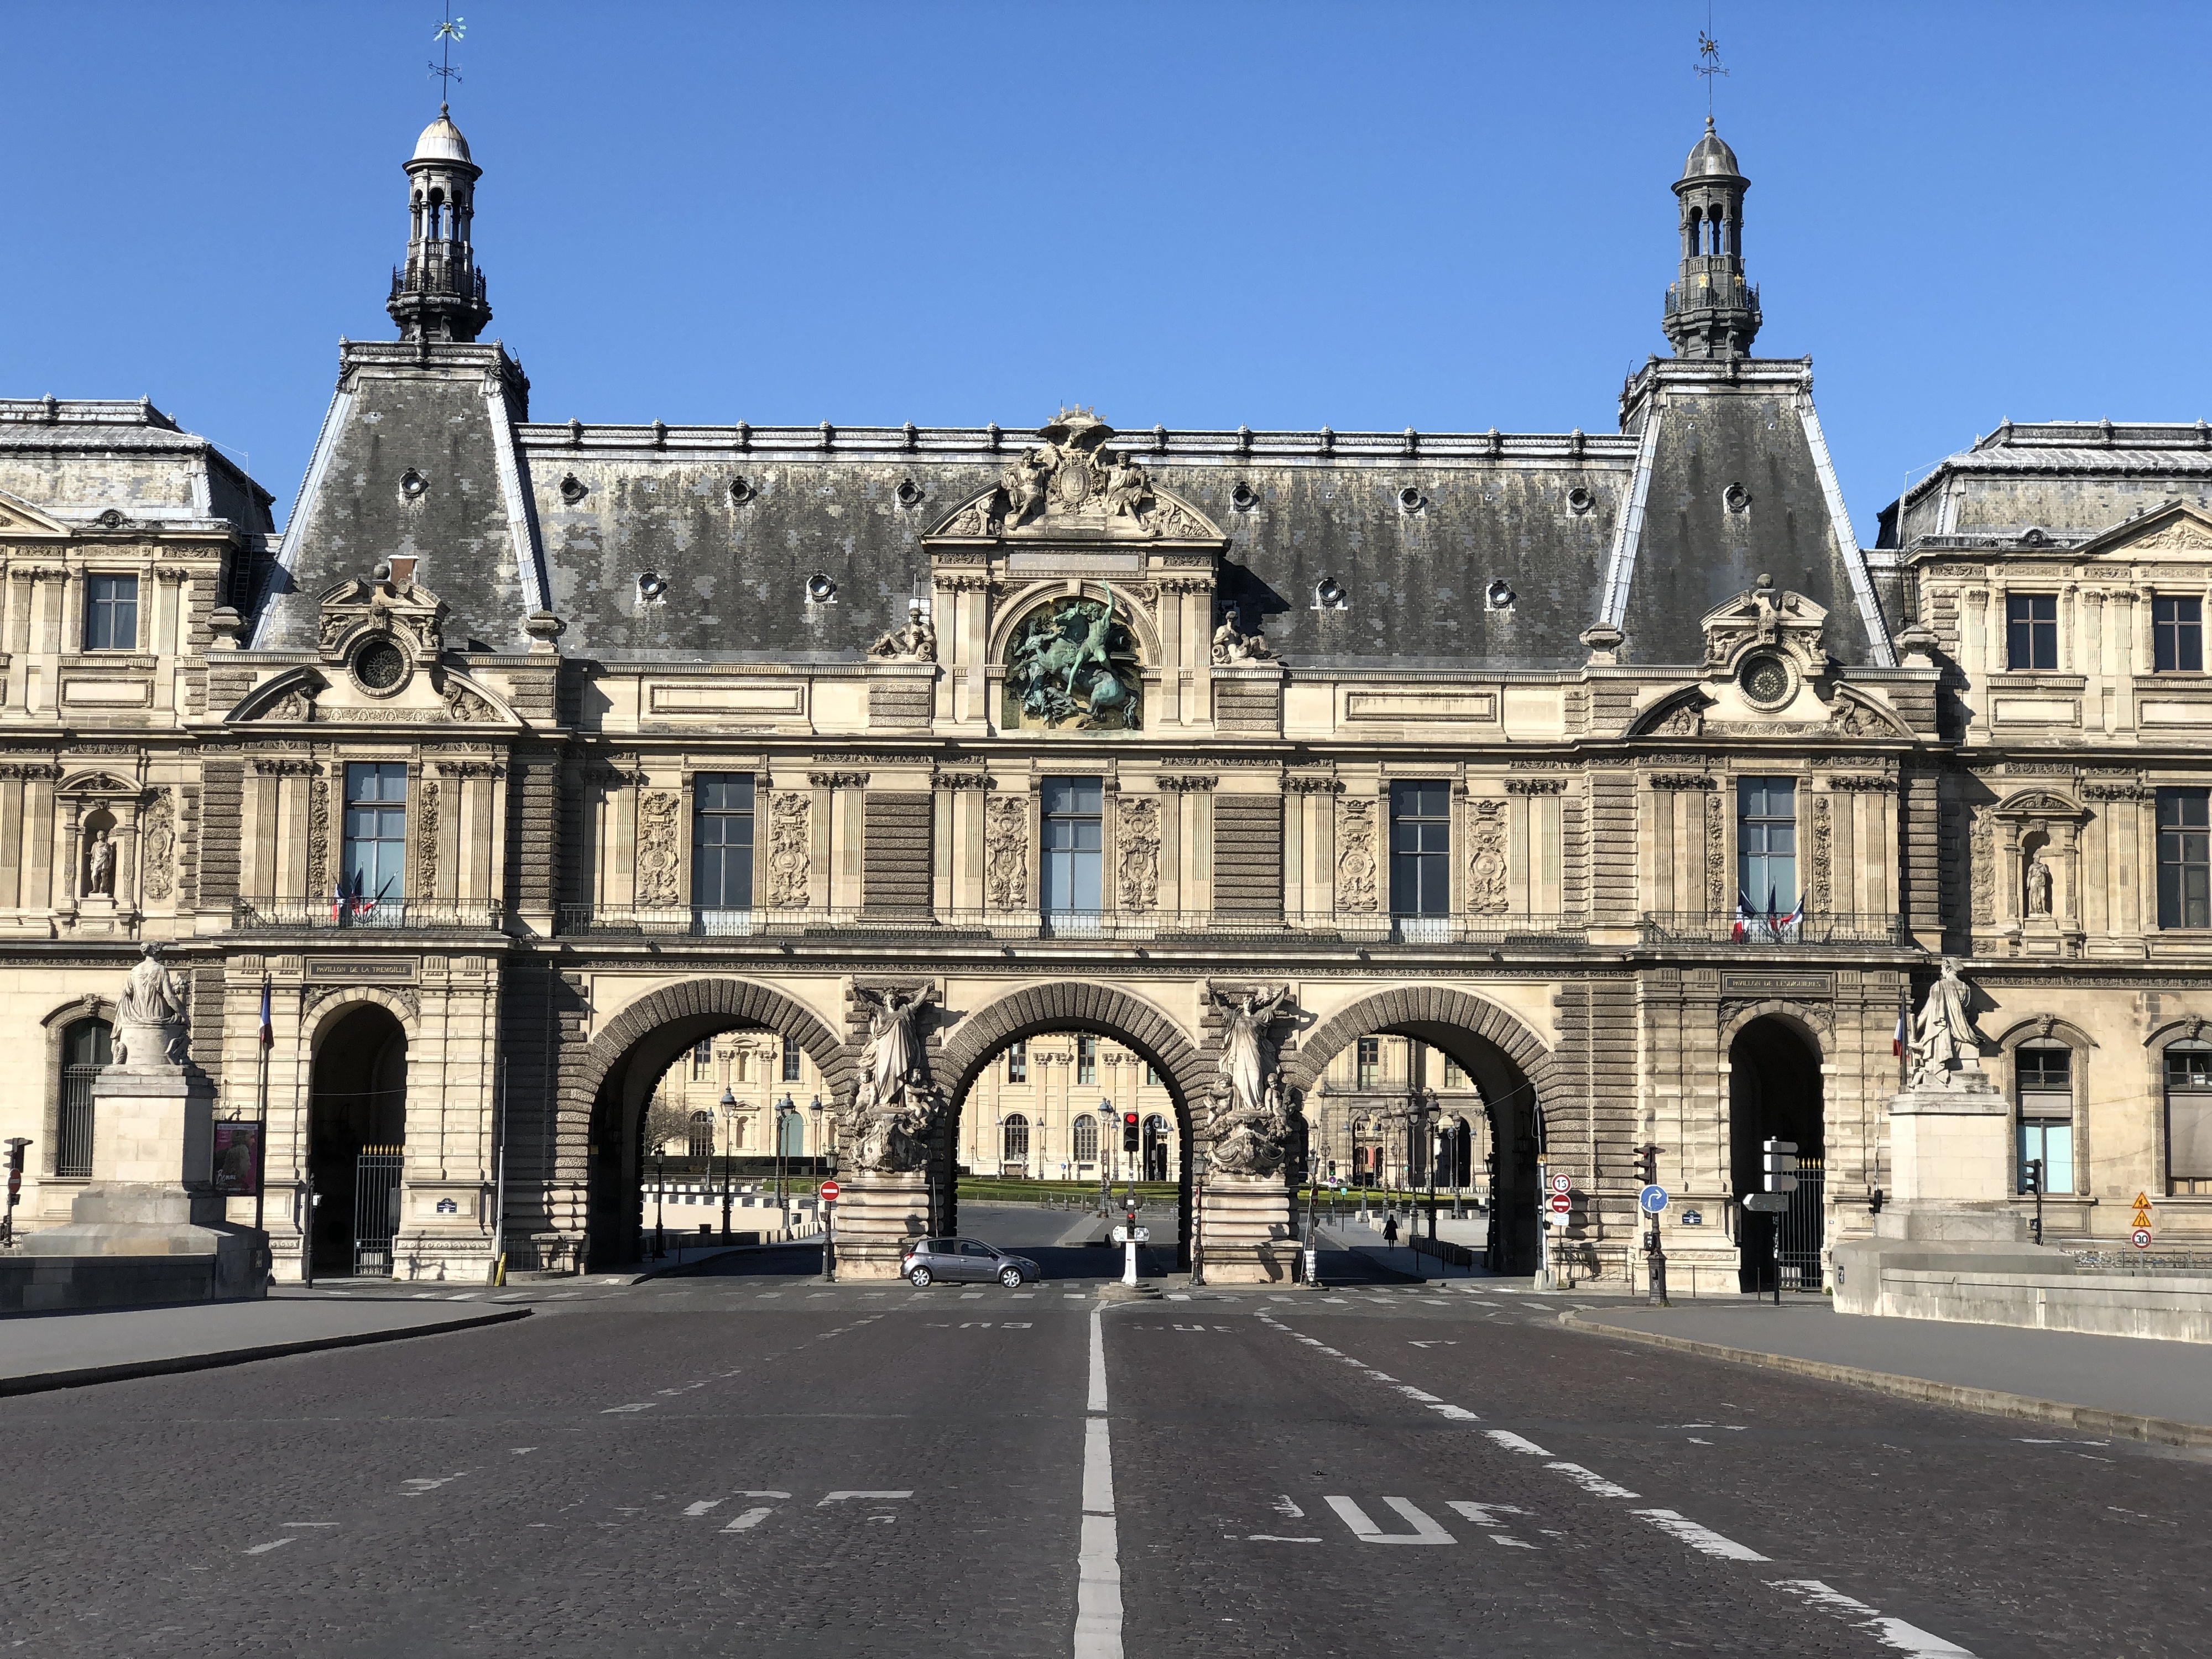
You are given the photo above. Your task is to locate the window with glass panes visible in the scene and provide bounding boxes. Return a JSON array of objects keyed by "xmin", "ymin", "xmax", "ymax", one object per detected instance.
[
  {"xmin": 84, "ymin": 574, "xmax": 139, "ymax": 651},
  {"xmin": 691, "ymin": 1039, "xmax": 713, "ymax": 1082},
  {"xmin": 2157, "ymin": 788, "xmax": 2211, "ymax": 928},
  {"xmin": 2166, "ymin": 1046, "xmax": 2212, "ymax": 1194},
  {"xmin": 2005, "ymin": 594, "xmax": 2058, "ymax": 670},
  {"xmin": 1736, "ymin": 778, "xmax": 1797, "ymax": 911},
  {"xmin": 691, "ymin": 774, "xmax": 755, "ymax": 910},
  {"xmin": 1357, "ymin": 1036, "xmax": 1381, "ymax": 1089},
  {"xmin": 1005, "ymin": 1040, "xmax": 1026, "ymax": 1083},
  {"xmin": 2016, "ymin": 1046, "xmax": 2074, "ymax": 1194},
  {"xmin": 781, "ymin": 1035, "xmax": 802, "ymax": 1082},
  {"xmin": 1389, "ymin": 780, "xmax": 1451, "ymax": 916},
  {"xmin": 1076, "ymin": 1034, "xmax": 1098, "ymax": 1086},
  {"xmin": 1072, "ymin": 1114, "xmax": 1098, "ymax": 1163},
  {"xmin": 342, "ymin": 763, "xmax": 408, "ymax": 906},
  {"xmin": 1040, "ymin": 776, "xmax": 1103, "ymax": 914},
  {"xmin": 2155, "ymin": 596, "xmax": 2205, "ymax": 672},
  {"xmin": 687, "ymin": 1111, "xmax": 714, "ymax": 1159},
  {"xmin": 1003, "ymin": 1114, "xmax": 1030, "ymax": 1161}
]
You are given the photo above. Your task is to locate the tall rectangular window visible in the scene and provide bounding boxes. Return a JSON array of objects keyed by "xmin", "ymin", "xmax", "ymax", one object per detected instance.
[
  {"xmin": 691, "ymin": 1039, "xmax": 713, "ymax": 1082},
  {"xmin": 2016, "ymin": 1046, "xmax": 2074, "ymax": 1194},
  {"xmin": 1736, "ymin": 777, "xmax": 1798, "ymax": 911},
  {"xmin": 2005, "ymin": 593, "xmax": 2058, "ymax": 671},
  {"xmin": 83, "ymin": 573, "xmax": 139, "ymax": 651},
  {"xmin": 2158, "ymin": 787, "xmax": 2211, "ymax": 928},
  {"xmin": 1389, "ymin": 780, "xmax": 1451, "ymax": 916},
  {"xmin": 342, "ymin": 763, "xmax": 408, "ymax": 907},
  {"xmin": 2156, "ymin": 596, "xmax": 2205, "ymax": 672},
  {"xmin": 1357, "ymin": 1036, "xmax": 1381, "ymax": 1090},
  {"xmin": 2167, "ymin": 1047, "xmax": 2212, "ymax": 1193},
  {"xmin": 1040, "ymin": 776, "xmax": 1103, "ymax": 915},
  {"xmin": 1006, "ymin": 1040, "xmax": 1027, "ymax": 1084},
  {"xmin": 781, "ymin": 1034, "xmax": 802, "ymax": 1083},
  {"xmin": 1077, "ymin": 1034, "xmax": 1098, "ymax": 1086},
  {"xmin": 692, "ymin": 773, "xmax": 755, "ymax": 910}
]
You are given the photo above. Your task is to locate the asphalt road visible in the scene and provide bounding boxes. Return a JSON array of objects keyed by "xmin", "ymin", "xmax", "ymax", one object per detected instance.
[{"xmin": 3, "ymin": 1235, "xmax": 2206, "ymax": 1656}]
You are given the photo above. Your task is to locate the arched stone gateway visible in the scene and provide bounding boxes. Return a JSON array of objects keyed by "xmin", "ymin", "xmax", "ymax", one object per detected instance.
[
  {"xmin": 568, "ymin": 979, "xmax": 852, "ymax": 1269},
  {"xmin": 927, "ymin": 982, "xmax": 1219, "ymax": 1271},
  {"xmin": 1286, "ymin": 985, "xmax": 1558, "ymax": 1276}
]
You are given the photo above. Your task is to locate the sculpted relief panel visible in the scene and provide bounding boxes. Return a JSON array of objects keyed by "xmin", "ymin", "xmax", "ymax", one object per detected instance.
[
  {"xmin": 1336, "ymin": 799, "xmax": 1378, "ymax": 912},
  {"xmin": 1118, "ymin": 797, "xmax": 1160, "ymax": 912},
  {"xmin": 769, "ymin": 792, "xmax": 810, "ymax": 909},
  {"xmin": 1467, "ymin": 800, "xmax": 1507, "ymax": 915},
  {"xmin": 984, "ymin": 796, "xmax": 1028, "ymax": 910},
  {"xmin": 636, "ymin": 791, "xmax": 681, "ymax": 907},
  {"xmin": 1003, "ymin": 589, "xmax": 1142, "ymax": 732}
]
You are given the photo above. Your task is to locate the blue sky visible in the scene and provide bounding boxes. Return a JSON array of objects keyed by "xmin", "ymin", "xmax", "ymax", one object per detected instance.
[{"xmin": 3, "ymin": 3, "xmax": 2205, "ymax": 543}]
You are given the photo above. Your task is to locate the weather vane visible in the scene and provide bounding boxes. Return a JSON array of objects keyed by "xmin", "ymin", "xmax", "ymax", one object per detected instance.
[
  {"xmin": 430, "ymin": 8, "xmax": 465, "ymax": 101},
  {"xmin": 1695, "ymin": 6, "xmax": 1727, "ymax": 119}
]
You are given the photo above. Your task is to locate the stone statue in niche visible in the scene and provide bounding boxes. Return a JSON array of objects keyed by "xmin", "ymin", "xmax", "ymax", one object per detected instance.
[
  {"xmin": 85, "ymin": 829, "xmax": 116, "ymax": 898},
  {"xmin": 1211, "ymin": 606, "xmax": 1276, "ymax": 666},
  {"xmin": 1907, "ymin": 957, "xmax": 1993, "ymax": 1089},
  {"xmin": 2025, "ymin": 852, "xmax": 2053, "ymax": 917},
  {"xmin": 868, "ymin": 602, "xmax": 938, "ymax": 663},
  {"xmin": 1003, "ymin": 589, "xmax": 1141, "ymax": 731}
]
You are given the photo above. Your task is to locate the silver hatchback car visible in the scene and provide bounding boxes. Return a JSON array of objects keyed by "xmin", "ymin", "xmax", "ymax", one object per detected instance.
[{"xmin": 901, "ymin": 1236, "xmax": 1042, "ymax": 1289}]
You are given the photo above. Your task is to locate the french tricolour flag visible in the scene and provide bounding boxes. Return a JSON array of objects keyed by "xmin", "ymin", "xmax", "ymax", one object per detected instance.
[
  {"xmin": 258, "ymin": 975, "xmax": 273, "ymax": 1048},
  {"xmin": 1893, "ymin": 1008, "xmax": 1907, "ymax": 1057},
  {"xmin": 1731, "ymin": 890, "xmax": 1754, "ymax": 943}
]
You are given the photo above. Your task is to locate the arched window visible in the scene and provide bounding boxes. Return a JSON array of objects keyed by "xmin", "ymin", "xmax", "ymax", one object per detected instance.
[
  {"xmin": 1003, "ymin": 1114, "xmax": 1030, "ymax": 1162},
  {"xmin": 57, "ymin": 1017, "xmax": 110, "ymax": 1177},
  {"xmin": 2016, "ymin": 1046, "xmax": 2074, "ymax": 1194},
  {"xmin": 2166, "ymin": 1043, "xmax": 2212, "ymax": 1196},
  {"xmin": 1686, "ymin": 205, "xmax": 1704, "ymax": 257},
  {"xmin": 687, "ymin": 1110, "xmax": 713, "ymax": 1161},
  {"xmin": 1072, "ymin": 1114, "xmax": 1098, "ymax": 1164}
]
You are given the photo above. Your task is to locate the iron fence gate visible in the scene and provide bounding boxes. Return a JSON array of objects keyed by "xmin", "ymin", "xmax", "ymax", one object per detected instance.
[
  {"xmin": 58, "ymin": 1065, "xmax": 99, "ymax": 1177},
  {"xmin": 353, "ymin": 1146, "xmax": 404, "ymax": 1277},
  {"xmin": 1776, "ymin": 1155, "xmax": 1825, "ymax": 1290}
]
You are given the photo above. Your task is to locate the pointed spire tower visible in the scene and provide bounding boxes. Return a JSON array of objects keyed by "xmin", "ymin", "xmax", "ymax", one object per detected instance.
[
  {"xmin": 387, "ymin": 106, "xmax": 492, "ymax": 343},
  {"xmin": 1661, "ymin": 117, "xmax": 1760, "ymax": 359}
]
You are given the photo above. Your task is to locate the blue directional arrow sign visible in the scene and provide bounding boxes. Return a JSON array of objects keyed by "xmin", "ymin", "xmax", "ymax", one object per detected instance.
[{"xmin": 1638, "ymin": 1183, "xmax": 1670, "ymax": 1215}]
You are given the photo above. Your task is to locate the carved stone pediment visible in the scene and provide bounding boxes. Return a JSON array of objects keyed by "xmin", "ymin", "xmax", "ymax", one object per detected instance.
[
  {"xmin": 927, "ymin": 408, "xmax": 1224, "ymax": 544},
  {"xmin": 2074, "ymin": 500, "xmax": 2212, "ymax": 560},
  {"xmin": 1991, "ymin": 786, "xmax": 2088, "ymax": 825},
  {"xmin": 1823, "ymin": 686, "xmax": 1913, "ymax": 739},
  {"xmin": 316, "ymin": 570, "xmax": 449, "ymax": 665},
  {"xmin": 229, "ymin": 667, "xmax": 331, "ymax": 724},
  {"xmin": 1700, "ymin": 573, "xmax": 1829, "ymax": 675},
  {"xmin": 1626, "ymin": 687, "xmax": 1710, "ymax": 738},
  {"xmin": 0, "ymin": 487, "xmax": 71, "ymax": 540}
]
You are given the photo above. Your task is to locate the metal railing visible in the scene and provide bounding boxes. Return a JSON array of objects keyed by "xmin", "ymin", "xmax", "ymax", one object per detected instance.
[
  {"xmin": 1639, "ymin": 911, "xmax": 1908, "ymax": 947},
  {"xmin": 556, "ymin": 904, "xmax": 1587, "ymax": 946},
  {"xmin": 1665, "ymin": 277, "xmax": 1760, "ymax": 315},
  {"xmin": 232, "ymin": 897, "xmax": 505, "ymax": 932},
  {"xmin": 2066, "ymin": 1246, "xmax": 2212, "ymax": 1275}
]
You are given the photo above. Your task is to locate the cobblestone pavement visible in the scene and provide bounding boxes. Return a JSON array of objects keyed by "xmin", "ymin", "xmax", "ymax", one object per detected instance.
[{"xmin": 2, "ymin": 1275, "xmax": 2205, "ymax": 1656}]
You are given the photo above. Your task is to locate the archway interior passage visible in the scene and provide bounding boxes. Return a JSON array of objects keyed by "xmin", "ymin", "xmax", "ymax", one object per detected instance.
[
  {"xmin": 586, "ymin": 1015, "xmax": 837, "ymax": 1269},
  {"xmin": 1728, "ymin": 1015, "xmax": 1826, "ymax": 1293},
  {"xmin": 938, "ymin": 1026, "xmax": 1193, "ymax": 1266},
  {"xmin": 309, "ymin": 1003, "xmax": 406, "ymax": 1277},
  {"xmin": 1297, "ymin": 1019, "xmax": 1541, "ymax": 1276}
]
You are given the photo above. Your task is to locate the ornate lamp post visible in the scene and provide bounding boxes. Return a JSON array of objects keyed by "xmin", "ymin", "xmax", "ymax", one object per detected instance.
[
  {"xmin": 653, "ymin": 1147, "xmax": 666, "ymax": 1260},
  {"xmin": 1188, "ymin": 1146, "xmax": 1208, "ymax": 1287},
  {"xmin": 718, "ymin": 1086, "xmax": 737, "ymax": 1245},
  {"xmin": 775, "ymin": 1093, "xmax": 796, "ymax": 1217}
]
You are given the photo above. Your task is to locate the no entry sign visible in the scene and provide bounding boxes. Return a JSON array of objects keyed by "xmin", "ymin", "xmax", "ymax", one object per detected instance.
[
  {"xmin": 820, "ymin": 1180, "xmax": 841, "ymax": 1204},
  {"xmin": 1548, "ymin": 1192, "xmax": 1572, "ymax": 1214}
]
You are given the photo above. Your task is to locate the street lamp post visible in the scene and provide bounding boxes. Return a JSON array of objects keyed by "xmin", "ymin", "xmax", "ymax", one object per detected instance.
[
  {"xmin": 774, "ymin": 1093, "xmax": 795, "ymax": 1222},
  {"xmin": 718, "ymin": 1086, "xmax": 737, "ymax": 1245},
  {"xmin": 653, "ymin": 1149, "xmax": 666, "ymax": 1260},
  {"xmin": 1188, "ymin": 1147, "xmax": 1208, "ymax": 1287}
]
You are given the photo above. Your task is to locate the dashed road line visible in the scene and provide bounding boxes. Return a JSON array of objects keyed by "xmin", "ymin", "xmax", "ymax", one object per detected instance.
[{"xmin": 1766, "ymin": 1579, "xmax": 1976, "ymax": 1655}]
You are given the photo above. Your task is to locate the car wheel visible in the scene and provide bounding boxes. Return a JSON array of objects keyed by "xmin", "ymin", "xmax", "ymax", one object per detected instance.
[
  {"xmin": 999, "ymin": 1266, "xmax": 1024, "ymax": 1290},
  {"xmin": 909, "ymin": 1266, "xmax": 932, "ymax": 1287}
]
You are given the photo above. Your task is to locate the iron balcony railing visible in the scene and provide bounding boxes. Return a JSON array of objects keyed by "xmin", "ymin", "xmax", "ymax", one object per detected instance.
[
  {"xmin": 1664, "ymin": 276, "xmax": 1760, "ymax": 315},
  {"xmin": 557, "ymin": 904, "xmax": 1586, "ymax": 946},
  {"xmin": 1638, "ymin": 910, "xmax": 1908, "ymax": 947},
  {"xmin": 231, "ymin": 896, "xmax": 505, "ymax": 931}
]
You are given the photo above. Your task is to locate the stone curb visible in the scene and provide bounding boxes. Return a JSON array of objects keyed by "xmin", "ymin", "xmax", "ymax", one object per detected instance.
[
  {"xmin": 0, "ymin": 1306, "xmax": 532, "ymax": 1399},
  {"xmin": 1558, "ymin": 1311, "xmax": 2212, "ymax": 1451}
]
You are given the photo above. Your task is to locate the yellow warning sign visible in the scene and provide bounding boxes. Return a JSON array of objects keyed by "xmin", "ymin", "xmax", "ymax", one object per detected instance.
[{"xmin": 2135, "ymin": 1192, "xmax": 2152, "ymax": 1209}]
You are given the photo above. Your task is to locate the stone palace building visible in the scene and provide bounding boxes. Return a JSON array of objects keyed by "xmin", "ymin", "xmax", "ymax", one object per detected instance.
[{"xmin": 4, "ymin": 107, "xmax": 2209, "ymax": 1288}]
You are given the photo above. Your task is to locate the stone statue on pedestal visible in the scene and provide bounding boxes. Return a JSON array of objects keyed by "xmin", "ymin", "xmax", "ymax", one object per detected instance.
[
  {"xmin": 113, "ymin": 943, "xmax": 189, "ymax": 1070},
  {"xmin": 841, "ymin": 984, "xmax": 942, "ymax": 1175},
  {"xmin": 1907, "ymin": 957, "xmax": 1991, "ymax": 1089},
  {"xmin": 1204, "ymin": 984, "xmax": 1300, "ymax": 1177}
]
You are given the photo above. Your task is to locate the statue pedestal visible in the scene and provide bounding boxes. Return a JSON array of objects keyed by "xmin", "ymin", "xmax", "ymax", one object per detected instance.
[
  {"xmin": 9, "ymin": 1039, "xmax": 268, "ymax": 1309},
  {"xmin": 1199, "ymin": 1173, "xmax": 1298, "ymax": 1284},
  {"xmin": 833, "ymin": 1173, "xmax": 930, "ymax": 1280},
  {"xmin": 1832, "ymin": 1068, "xmax": 2072, "ymax": 1317}
]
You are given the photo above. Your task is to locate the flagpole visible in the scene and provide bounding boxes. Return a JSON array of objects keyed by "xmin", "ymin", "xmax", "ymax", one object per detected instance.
[{"xmin": 253, "ymin": 973, "xmax": 271, "ymax": 1237}]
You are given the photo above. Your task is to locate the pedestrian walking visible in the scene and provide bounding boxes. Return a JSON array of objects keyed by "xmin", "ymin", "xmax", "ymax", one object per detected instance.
[{"xmin": 1383, "ymin": 1211, "xmax": 1399, "ymax": 1250}]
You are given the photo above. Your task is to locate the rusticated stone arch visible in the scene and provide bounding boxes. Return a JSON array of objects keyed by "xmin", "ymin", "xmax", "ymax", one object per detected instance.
[
  {"xmin": 933, "ymin": 981, "xmax": 1208, "ymax": 1115},
  {"xmin": 564, "ymin": 977, "xmax": 854, "ymax": 1129},
  {"xmin": 304, "ymin": 985, "xmax": 421, "ymax": 1044},
  {"xmin": 1282, "ymin": 984, "xmax": 1556, "ymax": 1110},
  {"xmin": 1717, "ymin": 1000, "xmax": 1833, "ymax": 1056}
]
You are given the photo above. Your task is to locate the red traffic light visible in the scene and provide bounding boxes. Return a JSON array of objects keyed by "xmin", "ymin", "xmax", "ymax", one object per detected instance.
[{"xmin": 1123, "ymin": 1112, "xmax": 1138, "ymax": 1126}]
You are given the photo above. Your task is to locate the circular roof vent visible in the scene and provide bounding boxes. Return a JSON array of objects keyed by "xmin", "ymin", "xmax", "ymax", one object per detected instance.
[{"xmin": 806, "ymin": 573, "xmax": 838, "ymax": 604}]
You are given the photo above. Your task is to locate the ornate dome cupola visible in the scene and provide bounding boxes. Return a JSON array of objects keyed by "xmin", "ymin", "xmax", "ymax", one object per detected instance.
[
  {"xmin": 387, "ymin": 106, "xmax": 491, "ymax": 343},
  {"xmin": 1662, "ymin": 116, "xmax": 1761, "ymax": 359}
]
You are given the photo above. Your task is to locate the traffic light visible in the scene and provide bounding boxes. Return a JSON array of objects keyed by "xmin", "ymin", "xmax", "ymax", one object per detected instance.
[
  {"xmin": 1635, "ymin": 1144, "xmax": 1658, "ymax": 1186},
  {"xmin": 1122, "ymin": 1112, "xmax": 1140, "ymax": 1154},
  {"xmin": 1762, "ymin": 1138, "xmax": 1799, "ymax": 1194}
]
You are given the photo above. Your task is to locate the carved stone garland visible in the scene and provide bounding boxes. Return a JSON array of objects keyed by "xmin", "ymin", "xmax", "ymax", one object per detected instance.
[
  {"xmin": 1969, "ymin": 812, "xmax": 1995, "ymax": 927},
  {"xmin": 1809, "ymin": 793, "xmax": 1832, "ymax": 914},
  {"xmin": 636, "ymin": 791, "xmax": 681, "ymax": 907},
  {"xmin": 141, "ymin": 790, "xmax": 175, "ymax": 902},
  {"xmin": 1704, "ymin": 789, "xmax": 1727, "ymax": 914},
  {"xmin": 416, "ymin": 781, "xmax": 441, "ymax": 895},
  {"xmin": 768, "ymin": 792, "xmax": 811, "ymax": 909},
  {"xmin": 305, "ymin": 775, "xmax": 330, "ymax": 901},
  {"xmin": 1467, "ymin": 800, "xmax": 1507, "ymax": 915},
  {"xmin": 984, "ymin": 796, "xmax": 1029, "ymax": 910},
  {"xmin": 1117, "ymin": 797, "xmax": 1160, "ymax": 912},
  {"xmin": 1335, "ymin": 798, "xmax": 1378, "ymax": 912}
]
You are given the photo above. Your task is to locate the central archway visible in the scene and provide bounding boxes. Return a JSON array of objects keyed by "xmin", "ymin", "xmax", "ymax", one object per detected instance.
[
  {"xmin": 1285, "ymin": 987, "xmax": 1556, "ymax": 1275},
  {"xmin": 566, "ymin": 979, "xmax": 853, "ymax": 1269},
  {"xmin": 933, "ymin": 983, "xmax": 1210, "ymax": 1265}
]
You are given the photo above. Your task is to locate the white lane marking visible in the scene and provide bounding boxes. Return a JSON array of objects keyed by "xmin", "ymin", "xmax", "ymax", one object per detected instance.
[
  {"xmin": 819, "ymin": 1490, "xmax": 912, "ymax": 1505},
  {"xmin": 1485, "ymin": 1431, "xmax": 1553, "ymax": 1457},
  {"xmin": 1546, "ymin": 1462, "xmax": 1640, "ymax": 1499},
  {"xmin": 1324, "ymin": 1496, "xmax": 1455, "ymax": 1545},
  {"xmin": 1395, "ymin": 1386, "xmax": 1443, "ymax": 1402},
  {"xmin": 1074, "ymin": 1302, "xmax": 1123, "ymax": 1659},
  {"xmin": 242, "ymin": 1538, "xmax": 296, "ymax": 1554},
  {"xmin": 400, "ymin": 1474, "xmax": 468, "ymax": 1496},
  {"xmin": 721, "ymin": 1507, "xmax": 775, "ymax": 1533},
  {"xmin": 1428, "ymin": 1404, "xmax": 1481, "ymax": 1421},
  {"xmin": 1273, "ymin": 1495, "xmax": 1306, "ymax": 1519},
  {"xmin": 1244, "ymin": 1534, "xmax": 1323, "ymax": 1542},
  {"xmin": 602, "ymin": 1403, "xmax": 654, "ymax": 1414},
  {"xmin": 684, "ymin": 1500, "xmax": 727, "ymax": 1516},
  {"xmin": 510, "ymin": 1447, "xmax": 537, "ymax": 1455},
  {"xmin": 1767, "ymin": 1579, "xmax": 1976, "ymax": 1656},
  {"xmin": 1631, "ymin": 1509, "xmax": 1768, "ymax": 1561}
]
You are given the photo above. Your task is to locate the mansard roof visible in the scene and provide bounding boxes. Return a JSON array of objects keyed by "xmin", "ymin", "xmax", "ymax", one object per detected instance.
[
  {"xmin": 0, "ymin": 397, "xmax": 274, "ymax": 536},
  {"xmin": 1885, "ymin": 420, "xmax": 2212, "ymax": 550}
]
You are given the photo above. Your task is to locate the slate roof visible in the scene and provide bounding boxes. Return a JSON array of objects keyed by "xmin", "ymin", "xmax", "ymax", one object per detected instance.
[{"xmin": 1887, "ymin": 421, "xmax": 2212, "ymax": 548}]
